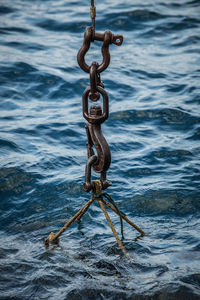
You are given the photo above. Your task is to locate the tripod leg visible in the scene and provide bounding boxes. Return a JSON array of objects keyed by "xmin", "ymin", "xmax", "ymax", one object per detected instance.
[
  {"xmin": 98, "ymin": 199, "xmax": 127, "ymax": 256},
  {"xmin": 101, "ymin": 198, "xmax": 145, "ymax": 236},
  {"xmin": 45, "ymin": 197, "xmax": 95, "ymax": 245},
  {"xmin": 76, "ymin": 198, "xmax": 93, "ymax": 222}
]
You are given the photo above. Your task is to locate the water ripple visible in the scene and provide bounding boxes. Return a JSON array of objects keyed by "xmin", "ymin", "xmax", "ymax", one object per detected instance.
[{"xmin": 0, "ymin": 0, "xmax": 200, "ymax": 299}]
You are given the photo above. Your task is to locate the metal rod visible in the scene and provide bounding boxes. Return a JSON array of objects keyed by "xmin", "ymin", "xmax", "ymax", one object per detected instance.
[
  {"xmin": 98, "ymin": 199, "xmax": 127, "ymax": 256},
  {"xmin": 44, "ymin": 197, "xmax": 95, "ymax": 245},
  {"xmin": 101, "ymin": 198, "xmax": 145, "ymax": 236}
]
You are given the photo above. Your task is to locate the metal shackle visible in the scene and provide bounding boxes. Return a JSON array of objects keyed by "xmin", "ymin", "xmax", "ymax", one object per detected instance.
[{"xmin": 77, "ymin": 26, "xmax": 123, "ymax": 74}]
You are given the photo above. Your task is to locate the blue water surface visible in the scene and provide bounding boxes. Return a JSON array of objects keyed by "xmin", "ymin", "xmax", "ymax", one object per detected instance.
[{"xmin": 0, "ymin": 0, "xmax": 200, "ymax": 299}]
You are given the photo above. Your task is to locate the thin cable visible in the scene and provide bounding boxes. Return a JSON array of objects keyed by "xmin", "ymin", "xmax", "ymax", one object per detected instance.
[
  {"xmin": 90, "ymin": 0, "xmax": 96, "ymax": 39},
  {"xmin": 102, "ymin": 193, "xmax": 124, "ymax": 239}
]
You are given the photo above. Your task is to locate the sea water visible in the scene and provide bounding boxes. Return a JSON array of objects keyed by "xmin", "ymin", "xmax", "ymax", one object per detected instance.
[{"xmin": 0, "ymin": 0, "xmax": 200, "ymax": 299}]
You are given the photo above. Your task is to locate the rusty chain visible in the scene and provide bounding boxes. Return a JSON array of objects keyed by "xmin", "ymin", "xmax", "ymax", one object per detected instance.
[
  {"xmin": 77, "ymin": 2, "xmax": 123, "ymax": 193},
  {"xmin": 44, "ymin": 1, "xmax": 146, "ymax": 249}
]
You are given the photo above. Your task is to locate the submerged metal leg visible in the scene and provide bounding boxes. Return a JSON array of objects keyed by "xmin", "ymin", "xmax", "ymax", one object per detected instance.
[
  {"xmin": 98, "ymin": 198, "xmax": 127, "ymax": 256},
  {"xmin": 101, "ymin": 198, "xmax": 145, "ymax": 236},
  {"xmin": 44, "ymin": 197, "xmax": 95, "ymax": 245}
]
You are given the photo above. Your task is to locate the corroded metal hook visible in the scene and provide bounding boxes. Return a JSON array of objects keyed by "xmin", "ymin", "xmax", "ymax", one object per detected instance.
[
  {"xmin": 86, "ymin": 122, "xmax": 111, "ymax": 173},
  {"xmin": 83, "ymin": 105, "xmax": 112, "ymax": 192}
]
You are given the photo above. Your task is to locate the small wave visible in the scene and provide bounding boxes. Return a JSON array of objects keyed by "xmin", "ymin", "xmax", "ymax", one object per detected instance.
[
  {"xmin": 3, "ymin": 41, "xmax": 46, "ymax": 52},
  {"xmin": 187, "ymin": 126, "xmax": 200, "ymax": 140},
  {"xmin": 104, "ymin": 9, "xmax": 164, "ymax": 31},
  {"xmin": 171, "ymin": 35, "xmax": 200, "ymax": 48},
  {"xmin": 0, "ymin": 26, "xmax": 31, "ymax": 34},
  {"xmin": 0, "ymin": 138, "xmax": 19, "ymax": 151},
  {"xmin": 110, "ymin": 108, "xmax": 199, "ymax": 127},
  {"xmin": 141, "ymin": 16, "xmax": 199, "ymax": 40},
  {"xmin": 35, "ymin": 18, "xmax": 87, "ymax": 33},
  {"xmin": 186, "ymin": 0, "xmax": 200, "ymax": 6},
  {"xmin": 0, "ymin": 6, "xmax": 16, "ymax": 15},
  {"xmin": 153, "ymin": 148, "xmax": 192, "ymax": 160},
  {"xmin": 0, "ymin": 62, "xmax": 37, "ymax": 85},
  {"xmin": 0, "ymin": 168, "xmax": 33, "ymax": 196},
  {"xmin": 130, "ymin": 190, "xmax": 200, "ymax": 215}
]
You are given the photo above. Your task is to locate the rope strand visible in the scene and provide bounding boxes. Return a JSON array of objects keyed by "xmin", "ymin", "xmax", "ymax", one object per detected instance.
[{"xmin": 90, "ymin": 0, "xmax": 96, "ymax": 38}]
